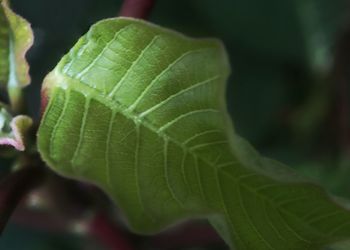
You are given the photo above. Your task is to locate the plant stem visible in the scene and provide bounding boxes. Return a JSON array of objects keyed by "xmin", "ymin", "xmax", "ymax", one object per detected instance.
[
  {"xmin": 0, "ymin": 165, "xmax": 46, "ymax": 234},
  {"xmin": 90, "ymin": 213, "xmax": 134, "ymax": 250},
  {"xmin": 119, "ymin": 0, "xmax": 155, "ymax": 19},
  {"xmin": 8, "ymin": 87, "xmax": 24, "ymax": 115}
]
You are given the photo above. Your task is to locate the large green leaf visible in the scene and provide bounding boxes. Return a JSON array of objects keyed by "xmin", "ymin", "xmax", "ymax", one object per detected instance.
[
  {"xmin": 37, "ymin": 18, "xmax": 350, "ymax": 249},
  {"xmin": 0, "ymin": 0, "xmax": 33, "ymax": 109}
]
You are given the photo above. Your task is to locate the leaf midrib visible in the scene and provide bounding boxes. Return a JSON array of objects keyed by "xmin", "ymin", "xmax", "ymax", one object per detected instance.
[{"xmin": 50, "ymin": 72, "xmax": 339, "ymax": 245}]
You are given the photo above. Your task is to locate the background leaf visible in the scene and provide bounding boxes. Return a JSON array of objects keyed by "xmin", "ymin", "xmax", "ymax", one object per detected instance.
[
  {"xmin": 0, "ymin": 0, "xmax": 33, "ymax": 109},
  {"xmin": 38, "ymin": 18, "xmax": 350, "ymax": 249},
  {"xmin": 0, "ymin": 107, "xmax": 32, "ymax": 151}
]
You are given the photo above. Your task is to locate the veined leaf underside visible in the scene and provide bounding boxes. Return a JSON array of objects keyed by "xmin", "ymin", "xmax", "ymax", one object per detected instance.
[{"xmin": 38, "ymin": 18, "xmax": 350, "ymax": 250}]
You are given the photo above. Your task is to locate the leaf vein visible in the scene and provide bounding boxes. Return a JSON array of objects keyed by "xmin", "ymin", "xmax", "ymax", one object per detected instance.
[
  {"xmin": 157, "ymin": 109, "xmax": 220, "ymax": 133},
  {"xmin": 49, "ymin": 90, "xmax": 69, "ymax": 160},
  {"xmin": 128, "ymin": 48, "xmax": 215, "ymax": 111},
  {"xmin": 105, "ymin": 110, "xmax": 116, "ymax": 187},
  {"xmin": 108, "ymin": 34, "xmax": 161, "ymax": 97},
  {"xmin": 139, "ymin": 75, "xmax": 220, "ymax": 118},
  {"xmin": 71, "ymin": 97, "xmax": 91, "ymax": 170},
  {"xmin": 74, "ymin": 24, "xmax": 133, "ymax": 79},
  {"xmin": 163, "ymin": 138, "xmax": 184, "ymax": 207}
]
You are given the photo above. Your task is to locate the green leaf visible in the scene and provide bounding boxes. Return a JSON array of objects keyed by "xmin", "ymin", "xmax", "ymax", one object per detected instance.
[
  {"xmin": 0, "ymin": 107, "xmax": 32, "ymax": 151},
  {"xmin": 37, "ymin": 18, "xmax": 350, "ymax": 249},
  {"xmin": 0, "ymin": 0, "xmax": 33, "ymax": 110}
]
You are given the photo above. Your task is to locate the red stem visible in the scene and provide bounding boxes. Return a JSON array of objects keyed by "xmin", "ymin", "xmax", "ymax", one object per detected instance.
[
  {"xmin": 0, "ymin": 166, "xmax": 46, "ymax": 234},
  {"xmin": 90, "ymin": 213, "xmax": 134, "ymax": 250},
  {"xmin": 119, "ymin": 0, "xmax": 155, "ymax": 19}
]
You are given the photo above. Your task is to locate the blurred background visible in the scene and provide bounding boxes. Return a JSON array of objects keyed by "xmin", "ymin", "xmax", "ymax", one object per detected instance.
[{"xmin": 1, "ymin": 0, "xmax": 350, "ymax": 249}]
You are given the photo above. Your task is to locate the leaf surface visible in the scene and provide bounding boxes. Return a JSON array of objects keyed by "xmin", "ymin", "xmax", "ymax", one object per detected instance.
[
  {"xmin": 0, "ymin": 0, "xmax": 33, "ymax": 107},
  {"xmin": 37, "ymin": 18, "xmax": 350, "ymax": 249}
]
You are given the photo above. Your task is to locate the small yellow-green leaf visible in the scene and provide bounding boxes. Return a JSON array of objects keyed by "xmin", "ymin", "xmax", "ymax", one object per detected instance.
[
  {"xmin": 0, "ymin": 0, "xmax": 33, "ymax": 109},
  {"xmin": 0, "ymin": 107, "xmax": 32, "ymax": 151}
]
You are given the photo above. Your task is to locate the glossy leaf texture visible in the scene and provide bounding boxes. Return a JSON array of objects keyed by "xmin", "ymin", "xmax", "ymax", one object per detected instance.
[
  {"xmin": 0, "ymin": 0, "xmax": 33, "ymax": 107},
  {"xmin": 37, "ymin": 18, "xmax": 350, "ymax": 249}
]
